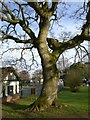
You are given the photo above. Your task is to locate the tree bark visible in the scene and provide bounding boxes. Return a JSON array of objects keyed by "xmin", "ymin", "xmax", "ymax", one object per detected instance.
[
  {"xmin": 25, "ymin": 19, "xmax": 60, "ymax": 111},
  {"xmin": 26, "ymin": 62, "xmax": 60, "ymax": 112}
]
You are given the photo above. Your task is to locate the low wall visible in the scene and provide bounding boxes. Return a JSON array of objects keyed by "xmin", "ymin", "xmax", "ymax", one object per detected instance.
[{"xmin": 2, "ymin": 94, "xmax": 20, "ymax": 103}]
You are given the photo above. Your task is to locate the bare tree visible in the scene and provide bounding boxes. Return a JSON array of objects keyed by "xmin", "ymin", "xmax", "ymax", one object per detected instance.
[
  {"xmin": 0, "ymin": 1, "xmax": 90, "ymax": 111},
  {"xmin": 19, "ymin": 70, "xmax": 31, "ymax": 81},
  {"xmin": 32, "ymin": 69, "xmax": 43, "ymax": 84}
]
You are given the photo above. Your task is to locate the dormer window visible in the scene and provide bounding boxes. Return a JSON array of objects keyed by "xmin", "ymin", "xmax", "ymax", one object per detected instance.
[
  {"xmin": 8, "ymin": 72, "xmax": 14, "ymax": 80},
  {"xmin": 10, "ymin": 73, "xmax": 13, "ymax": 76}
]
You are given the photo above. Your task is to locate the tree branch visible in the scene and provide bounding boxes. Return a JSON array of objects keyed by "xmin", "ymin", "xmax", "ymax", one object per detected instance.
[
  {"xmin": 82, "ymin": 1, "xmax": 90, "ymax": 36},
  {"xmin": 0, "ymin": 15, "xmax": 36, "ymax": 41},
  {"xmin": 0, "ymin": 14, "xmax": 19, "ymax": 24},
  {"xmin": 47, "ymin": 33, "xmax": 90, "ymax": 55},
  {"xmin": 49, "ymin": 1, "xmax": 59, "ymax": 13},
  {"xmin": 0, "ymin": 1, "xmax": 36, "ymax": 41},
  {"xmin": 0, "ymin": 1, "xmax": 16, "ymax": 20},
  {"xmin": 47, "ymin": 2, "xmax": 90, "ymax": 57},
  {"xmin": 19, "ymin": 20, "xmax": 36, "ymax": 40},
  {"xmin": 0, "ymin": 30, "xmax": 34, "ymax": 44},
  {"xmin": 15, "ymin": 1, "xmax": 25, "ymax": 23},
  {"xmin": 28, "ymin": 1, "xmax": 59, "ymax": 19}
]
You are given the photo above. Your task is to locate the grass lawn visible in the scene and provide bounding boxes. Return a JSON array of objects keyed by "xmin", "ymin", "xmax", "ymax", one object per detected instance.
[{"xmin": 2, "ymin": 86, "xmax": 89, "ymax": 118}]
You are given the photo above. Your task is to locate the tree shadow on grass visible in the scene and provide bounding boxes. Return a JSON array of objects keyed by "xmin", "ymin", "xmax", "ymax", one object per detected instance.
[
  {"xmin": 2, "ymin": 102, "xmax": 46, "ymax": 118},
  {"xmin": 2, "ymin": 102, "xmax": 28, "ymax": 110}
]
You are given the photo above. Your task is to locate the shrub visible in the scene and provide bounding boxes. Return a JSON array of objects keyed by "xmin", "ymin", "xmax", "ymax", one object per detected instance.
[{"xmin": 65, "ymin": 69, "xmax": 83, "ymax": 92}]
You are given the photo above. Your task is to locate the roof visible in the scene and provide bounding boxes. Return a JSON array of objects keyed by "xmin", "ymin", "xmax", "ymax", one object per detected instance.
[{"xmin": 0, "ymin": 67, "xmax": 20, "ymax": 81}]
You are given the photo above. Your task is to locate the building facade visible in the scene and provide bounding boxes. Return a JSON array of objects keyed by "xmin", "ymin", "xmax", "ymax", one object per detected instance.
[{"xmin": 0, "ymin": 67, "xmax": 20, "ymax": 98}]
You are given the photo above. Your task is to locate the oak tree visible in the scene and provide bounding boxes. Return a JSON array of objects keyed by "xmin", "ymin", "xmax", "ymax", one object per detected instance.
[{"xmin": 0, "ymin": 1, "xmax": 90, "ymax": 111}]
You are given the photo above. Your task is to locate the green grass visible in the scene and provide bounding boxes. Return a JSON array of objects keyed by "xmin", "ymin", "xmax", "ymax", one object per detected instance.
[{"xmin": 2, "ymin": 86, "xmax": 89, "ymax": 118}]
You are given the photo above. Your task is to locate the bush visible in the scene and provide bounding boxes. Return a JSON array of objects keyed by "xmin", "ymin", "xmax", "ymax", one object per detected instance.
[{"xmin": 65, "ymin": 69, "xmax": 83, "ymax": 92}]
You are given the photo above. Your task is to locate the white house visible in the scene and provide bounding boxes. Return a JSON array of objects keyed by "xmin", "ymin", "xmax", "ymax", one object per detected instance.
[
  {"xmin": 3, "ymin": 72, "xmax": 20, "ymax": 96},
  {"xmin": 0, "ymin": 67, "xmax": 20, "ymax": 97}
]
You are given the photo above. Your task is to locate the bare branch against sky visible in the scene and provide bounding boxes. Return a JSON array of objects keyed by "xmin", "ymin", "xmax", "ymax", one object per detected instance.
[{"xmin": 0, "ymin": 0, "xmax": 89, "ymax": 73}]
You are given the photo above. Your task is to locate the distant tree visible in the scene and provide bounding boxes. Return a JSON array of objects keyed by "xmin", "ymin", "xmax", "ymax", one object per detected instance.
[
  {"xmin": 57, "ymin": 56, "xmax": 72, "ymax": 71},
  {"xmin": 19, "ymin": 70, "xmax": 31, "ymax": 82},
  {"xmin": 84, "ymin": 62, "xmax": 90, "ymax": 80},
  {"xmin": 32, "ymin": 69, "xmax": 43, "ymax": 84},
  {"xmin": 64, "ymin": 62, "xmax": 85, "ymax": 92},
  {"xmin": 65, "ymin": 69, "xmax": 83, "ymax": 92},
  {"xmin": 70, "ymin": 62, "xmax": 90, "ymax": 80}
]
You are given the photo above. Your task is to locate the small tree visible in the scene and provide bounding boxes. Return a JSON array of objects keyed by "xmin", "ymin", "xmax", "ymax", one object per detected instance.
[
  {"xmin": 19, "ymin": 70, "xmax": 30, "ymax": 81},
  {"xmin": 19, "ymin": 70, "xmax": 31, "ymax": 95},
  {"xmin": 65, "ymin": 69, "xmax": 83, "ymax": 92},
  {"xmin": 32, "ymin": 69, "xmax": 43, "ymax": 84}
]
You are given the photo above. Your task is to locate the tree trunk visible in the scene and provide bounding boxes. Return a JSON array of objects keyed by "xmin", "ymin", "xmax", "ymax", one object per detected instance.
[
  {"xmin": 26, "ymin": 62, "xmax": 60, "ymax": 112},
  {"xmin": 25, "ymin": 19, "xmax": 60, "ymax": 112}
]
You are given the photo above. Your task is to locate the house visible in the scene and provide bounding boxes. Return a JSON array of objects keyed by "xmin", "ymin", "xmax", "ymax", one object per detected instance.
[
  {"xmin": 0, "ymin": 67, "xmax": 20, "ymax": 98},
  {"xmin": 0, "ymin": 67, "xmax": 64, "ymax": 97}
]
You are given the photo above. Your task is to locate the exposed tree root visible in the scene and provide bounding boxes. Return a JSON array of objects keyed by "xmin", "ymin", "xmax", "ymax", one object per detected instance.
[
  {"xmin": 25, "ymin": 96, "xmax": 50, "ymax": 112},
  {"xmin": 25, "ymin": 87, "xmax": 58, "ymax": 112},
  {"xmin": 25, "ymin": 101, "xmax": 48, "ymax": 112}
]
